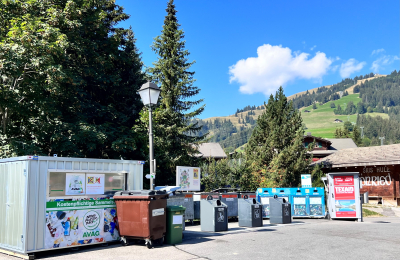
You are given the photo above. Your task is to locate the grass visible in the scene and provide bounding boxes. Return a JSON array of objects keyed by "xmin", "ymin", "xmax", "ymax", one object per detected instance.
[
  {"xmin": 362, "ymin": 208, "xmax": 383, "ymax": 217},
  {"xmin": 301, "ymin": 94, "xmax": 389, "ymax": 138}
]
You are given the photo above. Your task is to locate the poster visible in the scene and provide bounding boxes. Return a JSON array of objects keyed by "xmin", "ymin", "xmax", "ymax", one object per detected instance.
[
  {"xmin": 45, "ymin": 198, "xmax": 119, "ymax": 249},
  {"xmin": 86, "ymin": 174, "xmax": 105, "ymax": 195},
  {"xmin": 65, "ymin": 173, "xmax": 85, "ymax": 195},
  {"xmin": 301, "ymin": 174, "xmax": 312, "ymax": 188},
  {"xmin": 176, "ymin": 166, "xmax": 201, "ymax": 191},
  {"xmin": 334, "ymin": 175, "xmax": 356, "ymax": 217}
]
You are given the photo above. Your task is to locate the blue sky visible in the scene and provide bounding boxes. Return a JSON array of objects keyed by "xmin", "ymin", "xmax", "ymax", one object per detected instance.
[{"xmin": 116, "ymin": 0, "xmax": 399, "ymax": 119}]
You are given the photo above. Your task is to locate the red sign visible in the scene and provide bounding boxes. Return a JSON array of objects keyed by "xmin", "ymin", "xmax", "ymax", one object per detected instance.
[
  {"xmin": 333, "ymin": 175, "xmax": 357, "ymax": 217},
  {"xmin": 334, "ymin": 175, "xmax": 354, "ymax": 186},
  {"xmin": 334, "ymin": 186, "xmax": 355, "ymax": 200}
]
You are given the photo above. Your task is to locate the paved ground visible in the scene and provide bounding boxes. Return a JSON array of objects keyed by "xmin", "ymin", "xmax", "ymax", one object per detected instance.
[{"xmin": 1, "ymin": 216, "xmax": 400, "ymax": 260}]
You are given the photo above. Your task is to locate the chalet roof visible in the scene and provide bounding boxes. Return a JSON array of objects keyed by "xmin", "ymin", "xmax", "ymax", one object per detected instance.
[
  {"xmin": 195, "ymin": 143, "xmax": 227, "ymax": 159},
  {"xmin": 309, "ymin": 138, "xmax": 357, "ymax": 156},
  {"xmin": 314, "ymin": 143, "xmax": 400, "ymax": 167}
]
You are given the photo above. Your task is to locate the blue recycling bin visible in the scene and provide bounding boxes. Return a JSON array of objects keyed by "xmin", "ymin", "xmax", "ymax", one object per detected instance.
[
  {"xmin": 307, "ymin": 187, "xmax": 325, "ymax": 217},
  {"xmin": 290, "ymin": 187, "xmax": 325, "ymax": 218},
  {"xmin": 256, "ymin": 188, "xmax": 291, "ymax": 218}
]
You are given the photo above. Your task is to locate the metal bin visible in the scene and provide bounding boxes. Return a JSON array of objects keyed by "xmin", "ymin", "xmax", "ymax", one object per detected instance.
[
  {"xmin": 238, "ymin": 195, "xmax": 263, "ymax": 227},
  {"xmin": 194, "ymin": 192, "xmax": 219, "ymax": 220},
  {"xmin": 269, "ymin": 196, "xmax": 292, "ymax": 224},
  {"xmin": 200, "ymin": 196, "xmax": 228, "ymax": 232},
  {"xmin": 167, "ymin": 192, "xmax": 194, "ymax": 227}
]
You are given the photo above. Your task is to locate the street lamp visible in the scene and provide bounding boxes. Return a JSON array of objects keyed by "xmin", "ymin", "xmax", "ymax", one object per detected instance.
[{"xmin": 138, "ymin": 82, "xmax": 161, "ymax": 190}]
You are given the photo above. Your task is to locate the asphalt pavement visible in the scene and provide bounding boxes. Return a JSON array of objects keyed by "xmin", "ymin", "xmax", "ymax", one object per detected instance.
[{"xmin": 1, "ymin": 217, "xmax": 400, "ymax": 260}]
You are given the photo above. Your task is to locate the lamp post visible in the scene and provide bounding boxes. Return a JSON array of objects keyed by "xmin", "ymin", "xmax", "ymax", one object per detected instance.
[{"xmin": 138, "ymin": 82, "xmax": 161, "ymax": 190}]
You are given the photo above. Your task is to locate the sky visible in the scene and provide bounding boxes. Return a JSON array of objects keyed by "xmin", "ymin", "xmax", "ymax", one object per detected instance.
[{"xmin": 116, "ymin": 0, "xmax": 400, "ymax": 119}]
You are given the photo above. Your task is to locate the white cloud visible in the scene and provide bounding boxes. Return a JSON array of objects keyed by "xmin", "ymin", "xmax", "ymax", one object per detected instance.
[
  {"xmin": 310, "ymin": 45, "xmax": 317, "ymax": 51},
  {"xmin": 371, "ymin": 48, "xmax": 385, "ymax": 56},
  {"xmin": 371, "ymin": 55, "xmax": 399, "ymax": 73},
  {"xmin": 229, "ymin": 44, "xmax": 333, "ymax": 95},
  {"xmin": 339, "ymin": 59, "xmax": 366, "ymax": 78}
]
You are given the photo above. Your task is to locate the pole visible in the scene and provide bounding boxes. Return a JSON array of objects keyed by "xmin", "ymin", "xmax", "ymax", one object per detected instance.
[
  {"xmin": 379, "ymin": 136, "xmax": 385, "ymax": 146},
  {"xmin": 360, "ymin": 126, "xmax": 364, "ymax": 139},
  {"xmin": 149, "ymin": 106, "xmax": 154, "ymax": 190}
]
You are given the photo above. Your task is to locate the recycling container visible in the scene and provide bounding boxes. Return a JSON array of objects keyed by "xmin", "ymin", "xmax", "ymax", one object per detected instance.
[
  {"xmin": 194, "ymin": 192, "xmax": 219, "ymax": 220},
  {"xmin": 257, "ymin": 188, "xmax": 291, "ymax": 218},
  {"xmin": 0, "ymin": 156, "xmax": 143, "ymax": 258},
  {"xmin": 307, "ymin": 188, "xmax": 325, "ymax": 217},
  {"xmin": 237, "ymin": 191, "xmax": 256, "ymax": 199},
  {"xmin": 238, "ymin": 195, "xmax": 263, "ymax": 227},
  {"xmin": 200, "ymin": 196, "xmax": 228, "ymax": 232},
  {"xmin": 269, "ymin": 196, "xmax": 292, "ymax": 224},
  {"xmin": 114, "ymin": 190, "xmax": 168, "ymax": 248},
  {"xmin": 167, "ymin": 192, "xmax": 194, "ymax": 224},
  {"xmin": 166, "ymin": 206, "xmax": 185, "ymax": 245},
  {"xmin": 219, "ymin": 192, "xmax": 238, "ymax": 218},
  {"xmin": 292, "ymin": 189, "xmax": 308, "ymax": 217}
]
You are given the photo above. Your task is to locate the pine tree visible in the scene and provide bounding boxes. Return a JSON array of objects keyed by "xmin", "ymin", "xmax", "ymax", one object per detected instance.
[
  {"xmin": 352, "ymin": 126, "xmax": 362, "ymax": 146},
  {"xmin": 245, "ymin": 87, "xmax": 312, "ymax": 188},
  {"xmin": 139, "ymin": 0, "xmax": 205, "ymax": 186}
]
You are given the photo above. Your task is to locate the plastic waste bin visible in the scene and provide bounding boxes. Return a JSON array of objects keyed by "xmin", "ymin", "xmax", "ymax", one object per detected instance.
[
  {"xmin": 166, "ymin": 206, "xmax": 186, "ymax": 245},
  {"xmin": 200, "ymin": 196, "xmax": 228, "ymax": 232},
  {"xmin": 114, "ymin": 190, "xmax": 168, "ymax": 248},
  {"xmin": 238, "ymin": 195, "xmax": 263, "ymax": 227},
  {"xmin": 269, "ymin": 195, "xmax": 292, "ymax": 224}
]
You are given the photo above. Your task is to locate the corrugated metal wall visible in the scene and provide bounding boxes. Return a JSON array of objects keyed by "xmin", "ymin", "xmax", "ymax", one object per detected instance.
[{"xmin": 0, "ymin": 160, "xmax": 27, "ymax": 252}]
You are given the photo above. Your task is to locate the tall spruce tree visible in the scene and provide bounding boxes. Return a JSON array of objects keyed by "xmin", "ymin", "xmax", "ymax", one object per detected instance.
[
  {"xmin": 245, "ymin": 87, "xmax": 312, "ymax": 188},
  {"xmin": 137, "ymin": 0, "xmax": 205, "ymax": 186}
]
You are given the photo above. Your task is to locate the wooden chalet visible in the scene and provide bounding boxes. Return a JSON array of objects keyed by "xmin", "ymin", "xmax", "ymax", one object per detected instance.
[{"xmin": 315, "ymin": 144, "xmax": 400, "ymax": 206}]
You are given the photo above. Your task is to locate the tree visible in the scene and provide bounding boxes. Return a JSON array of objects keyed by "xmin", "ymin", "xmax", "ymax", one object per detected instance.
[
  {"xmin": 1, "ymin": 0, "xmax": 146, "ymax": 158},
  {"xmin": 245, "ymin": 87, "xmax": 312, "ymax": 188},
  {"xmin": 352, "ymin": 126, "xmax": 362, "ymax": 146},
  {"xmin": 138, "ymin": 0, "xmax": 206, "ymax": 186},
  {"xmin": 313, "ymin": 103, "xmax": 317, "ymax": 109},
  {"xmin": 330, "ymin": 102, "xmax": 336, "ymax": 108}
]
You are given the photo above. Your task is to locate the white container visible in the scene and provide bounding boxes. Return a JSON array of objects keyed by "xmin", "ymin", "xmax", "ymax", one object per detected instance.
[{"xmin": 0, "ymin": 156, "xmax": 144, "ymax": 255}]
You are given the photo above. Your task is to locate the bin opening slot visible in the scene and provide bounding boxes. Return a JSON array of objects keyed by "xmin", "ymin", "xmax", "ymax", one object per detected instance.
[
  {"xmin": 263, "ymin": 190, "xmax": 269, "ymax": 193},
  {"xmin": 216, "ymin": 200, "xmax": 221, "ymax": 206},
  {"xmin": 297, "ymin": 190, "xmax": 301, "ymax": 193},
  {"xmin": 252, "ymin": 199, "xmax": 257, "ymax": 204},
  {"xmin": 314, "ymin": 189, "xmax": 318, "ymax": 192},
  {"xmin": 282, "ymin": 198, "xmax": 286, "ymax": 203},
  {"xmin": 280, "ymin": 190, "xmax": 284, "ymax": 193}
]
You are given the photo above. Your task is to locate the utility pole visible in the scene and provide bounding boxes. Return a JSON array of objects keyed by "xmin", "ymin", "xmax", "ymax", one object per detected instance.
[{"xmin": 379, "ymin": 136, "xmax": 385, "ymax": 146}]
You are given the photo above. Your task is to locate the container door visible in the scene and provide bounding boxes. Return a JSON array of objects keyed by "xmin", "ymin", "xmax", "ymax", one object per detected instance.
[
  {"xmin": 309, "ymin": 196, "xmax": 324, "ymax": 216},
  {"xmin": 0, "ymin": 161, "xmax": 27, "ymax": 252},
  {"xmin": 292, "ymin": 196, "xmax": 308, "ymax": 216}
]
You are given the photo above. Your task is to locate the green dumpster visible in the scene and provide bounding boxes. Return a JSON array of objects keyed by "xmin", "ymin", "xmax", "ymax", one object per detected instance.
[{"xmin": 166, "ymin": 206, "xmax": 186, "ymax": 245}]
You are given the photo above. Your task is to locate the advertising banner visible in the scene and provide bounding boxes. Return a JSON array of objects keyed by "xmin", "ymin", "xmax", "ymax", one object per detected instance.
[
  {"xmin": 176, "ymin": 166, "xmax": 201, "ymax": 191},
  {"xmin": 334, "ymin": 175, "xmax": 356, "ymax": 217},
  {"xmin": 45, "ymin": 198, "xmax": 119, "ymax": 249}
]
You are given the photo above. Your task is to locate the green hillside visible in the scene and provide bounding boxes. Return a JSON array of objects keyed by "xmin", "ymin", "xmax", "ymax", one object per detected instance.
[{"xmin": 300, "ymin": 94, "xmax": 388, "ymax": 138}]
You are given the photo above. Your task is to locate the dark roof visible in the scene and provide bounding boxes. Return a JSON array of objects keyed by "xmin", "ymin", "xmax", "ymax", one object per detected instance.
[
  {"xmin": 309, "ymin": 138, "xmax": 357, "ymax": 156},
  {"xmin": 314, "ymin": 143, "xmax": 400, "ymax": 167},
  {"xmin": 195, "ymin": 143, "xmax": 227, "ymax": 159}
]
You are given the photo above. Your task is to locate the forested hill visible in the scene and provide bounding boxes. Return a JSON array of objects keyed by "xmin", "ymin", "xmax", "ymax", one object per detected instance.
[{"xmin": 197, "ymin": 71, "xmax": 400, "ymax": 152}]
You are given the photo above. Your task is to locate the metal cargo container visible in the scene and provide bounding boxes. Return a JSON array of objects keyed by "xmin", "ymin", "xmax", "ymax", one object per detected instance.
[
  {"xmin": 0, "ymin": 156, "xmax": 144, "ymax": 257},
  {"xmin": 166, "ymin": 192, "xmax": 194, "ymax": 229}
]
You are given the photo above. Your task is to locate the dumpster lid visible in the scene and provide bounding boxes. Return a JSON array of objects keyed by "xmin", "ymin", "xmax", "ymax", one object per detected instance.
[
  {"xmin": 167, "ymin": 205, "xmax": 186, "ymax": 211},
  {"xmin": 114, "ymin": 190, "xmax": 167, "ymax": 196}
]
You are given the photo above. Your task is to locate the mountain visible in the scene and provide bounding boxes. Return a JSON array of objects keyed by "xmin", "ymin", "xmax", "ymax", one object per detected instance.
[{"xmin": 197, "ymin": 71, "xmax": 400, "ymax": 152}]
